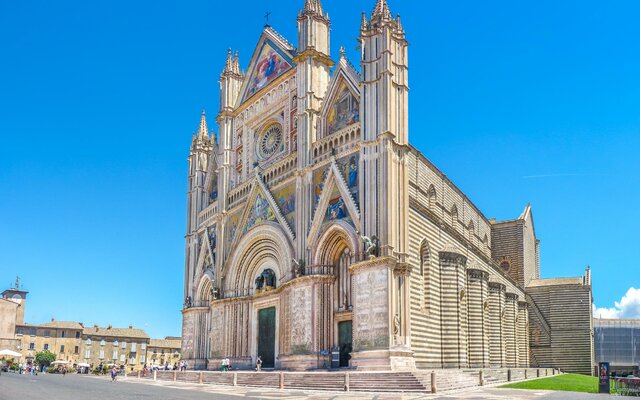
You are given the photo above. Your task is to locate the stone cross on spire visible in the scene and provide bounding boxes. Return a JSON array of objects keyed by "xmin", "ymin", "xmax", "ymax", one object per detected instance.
[{"xmin": 15, "ymin": 276, "xmax": 19, "ymax": 289}]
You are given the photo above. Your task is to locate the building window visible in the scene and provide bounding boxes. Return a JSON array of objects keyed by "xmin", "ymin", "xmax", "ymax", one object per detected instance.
[
  {"xmin": 29, "ymin": 328, "xmax": 36, "ymax": 336},
  {"xmin": 44, "ymin": 330, "xmax": 50, "ymax": 338},
  {"xmin": 140, "ymin": 355, "xmax": 146, "ymax": 363},
  {"xmin": 74, "ymin": 346, "xmax": 79, "ymax": 354},
  {"xmin": 43, "ymin": 344, "xmax": 49, "ymax": 351},
  {"xmin": 120, "ymin": 354, "xmax": 125, "ymax": 363},
  {"xmin": 16, "ymin": 328, "xmax": 24, "ymax": 336},
  {"xmin": 500, "ymin": 260, "xmax": 511, "ymax": 272},
  {"xmin": 61, "ymin": 330, "xmax": 66, "ymax": 338},
  {"xmin": 451, "ymin": 205, "xmax": 458, "ymax": 227},
  {"xmin": 114, "ymin": 340, "xmax": 119, "ymax": 347},
  {"xmin": 131, "ymin": 343, "xmax": 137, "ymax": 352},
  {"xmin": 75, "ymin": 331, "xmax": 81, "ymax": 339},
  {"xmin": 29, "ymin": 343, "xmax": 35, "ymax": 350},
  {"xmin": 141, "ymin": 343, "xmax": 146, "ymax": 351},
  {"xmin": 112, "ymin": 351, "xmax": 118, "ymax": 360},
  {"xmin": 99, "ymin": 350, "xmax": 105, "ymax": 359},
  {"xmin": 86, "ymin": 338, "xmax": 92, "ymax": 346},
  {"xmin": 100, "ymin": 340, "xmax": 106, "ymax": 346},
  {"xmin": 121, "ymin": 341, "xmax": 127, "ymax": 349},
  {"xmin": 85, "ymin": 350, "xmax": 91, "ymax": 359},
  {"xmin": 420, "ymin": 240, "xmax": 431, "ymax": 312},
  {"xmin": 60, "ymin": 345, "xmax": 65, "ymax": 353}
]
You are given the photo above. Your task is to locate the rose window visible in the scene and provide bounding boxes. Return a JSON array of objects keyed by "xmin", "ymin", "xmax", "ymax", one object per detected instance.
[{"xmin": 256, "ymin": 124, "xmax": 283, "ymax": 161}]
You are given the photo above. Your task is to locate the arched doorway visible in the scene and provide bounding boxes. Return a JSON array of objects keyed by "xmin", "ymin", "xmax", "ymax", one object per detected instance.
[{"xmin": 314, "ymin": 222, "xmax": 358, "ymax": 368}]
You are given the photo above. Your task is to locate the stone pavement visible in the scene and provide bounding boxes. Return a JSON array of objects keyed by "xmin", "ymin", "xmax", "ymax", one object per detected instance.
[{"xmin": 0, "ymin": 371, "xmax": 619, "ymax": 400}]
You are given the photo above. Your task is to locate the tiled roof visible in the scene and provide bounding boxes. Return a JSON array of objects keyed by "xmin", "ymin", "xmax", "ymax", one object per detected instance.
[
  {"xmin": 528, "ymin": 277, "xmax": 584, "ymax": 287},
  {"xmin": 149, "ymin": 338, "xmax": 182, "ymax": 349},
  {"xmin": 38, "ymin": 321, "xmax": 84, "ymax": 330},
  {"xmin": 83, "ymin": 326, "xmax": 149, "ymax": 339}
]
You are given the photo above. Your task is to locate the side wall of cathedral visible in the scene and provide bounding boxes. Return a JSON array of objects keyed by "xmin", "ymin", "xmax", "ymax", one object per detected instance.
[{"xmin": 406, "ymin": 149, "xmax": 530, "ymax": 369}]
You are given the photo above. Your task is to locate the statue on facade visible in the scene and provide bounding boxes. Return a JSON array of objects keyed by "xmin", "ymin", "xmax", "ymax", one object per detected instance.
[
  {"xmin": 393, "ymin": 314, "xmax": 400, "ymax": 336},
  {"xmin": 255, "ymin": 275, "xmax": 265, "ymax": 291},
  {"xmin": 360, "ymin": 234, "xmax": 379, "ymax": 259},
  {"xmin": 210, "ymin": 287, "xmax": 220, "ymax": 300},
  {"xmin": 292, "ymin": 259, "xmax": 305, "ymax": 277},
  {"xmin": 262, "ymin": 269, "xmax": 276, "ymax": 288},
  {"xmin": 184, "ymin": 296, "xmax": 192, "ymax": 309}
]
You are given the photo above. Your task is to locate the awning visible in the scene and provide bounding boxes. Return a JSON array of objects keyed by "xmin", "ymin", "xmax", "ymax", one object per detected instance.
[
  {"xmin": 51, "ymin": 360, "xmax": 69, "ymax": 365},
  {"xmin": 0, "ymin": 349, "xmax": 22, "ymax": 357},
  {"xmin": 77, "ymin": 363, "xmax": 90, "ymax": 368}
]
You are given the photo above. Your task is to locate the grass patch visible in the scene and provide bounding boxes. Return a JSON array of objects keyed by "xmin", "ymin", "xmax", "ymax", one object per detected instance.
[{"xmin": 499, "ymin": 373, "xmax": 600, "ymax": 393}]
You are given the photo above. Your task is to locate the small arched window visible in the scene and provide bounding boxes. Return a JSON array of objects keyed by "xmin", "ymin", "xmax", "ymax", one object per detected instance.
[
  {"xmin": 500, "ymin": 260, "xmax": 511, "ymax": 272},
  {"xmin": 427, "ymin": 185, "xmax": 437, "ymax": 210},
  {"xmin": 451, "ymin": 205, "xmax": 459, "ymax": 227}
]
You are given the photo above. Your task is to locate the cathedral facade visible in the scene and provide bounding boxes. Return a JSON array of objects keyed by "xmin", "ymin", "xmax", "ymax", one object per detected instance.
[{"xmin": 182, "ymin": 0, "xmax": 594, "ymax": 373}]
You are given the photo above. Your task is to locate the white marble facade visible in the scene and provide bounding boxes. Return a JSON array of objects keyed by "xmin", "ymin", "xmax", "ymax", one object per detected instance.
[{"xmin": 181, "ymin": 0, "xmax": 591, "ymax": 373}]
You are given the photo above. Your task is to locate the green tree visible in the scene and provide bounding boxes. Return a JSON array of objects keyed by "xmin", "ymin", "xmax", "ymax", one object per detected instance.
[{"xmin": 34, "ymin": 350, "xmax": 56, "ymax": 367}]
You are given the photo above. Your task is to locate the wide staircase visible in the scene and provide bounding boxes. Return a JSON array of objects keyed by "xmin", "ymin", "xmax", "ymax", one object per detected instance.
[{"xmin": 135, "ymin": 367, "xmax": 559, "ymax": 394}]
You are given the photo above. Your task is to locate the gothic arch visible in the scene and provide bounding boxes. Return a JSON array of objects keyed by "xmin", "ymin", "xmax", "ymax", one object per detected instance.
[
  {"xmin": 312, "ymin": 220, "xmax": 359, "ymax": 266},
  {"xmin": 195, "ymin": 269, "xmax": 215, "ymax": 305},
  {"xmin": 451, "ymin": 204, "xmax": 459, "ymax": 227},
  {"xmin": 224, "ymin": 223, "xmax": 294, "ymax": 294},
  {"xmin": 427, "ymin": 185, "xmax": 437, "ymax": 209}
]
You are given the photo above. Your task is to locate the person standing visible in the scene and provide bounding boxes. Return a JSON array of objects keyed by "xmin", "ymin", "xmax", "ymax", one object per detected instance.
[
  {"xmin": 110, "ymin": 366, "xmax": 117, "ymax": 382},
  {"xmin": 255, "ymin": 356, "xmax": 262, "ymax": 372}
]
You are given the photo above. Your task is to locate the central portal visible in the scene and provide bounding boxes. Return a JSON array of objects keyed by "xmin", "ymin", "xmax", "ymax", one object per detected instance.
[{"xmin": 257, "ymin": 307, "xmax": 276, "ymax": 368}]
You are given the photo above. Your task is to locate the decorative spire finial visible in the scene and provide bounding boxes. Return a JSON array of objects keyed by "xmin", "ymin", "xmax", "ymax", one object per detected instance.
[
  {"xmin": 339, "ymin": 46, "xmax": 346, "ymax": 58},
  {"xmin": 197, "ymin": 110, "xmax": 208, "ymax": 139},
  {"xmin": 233, "ymin": 50, "xmax": 241, "ymax": 75},
  {"xmin": 371, "ymin": 0, "xmax": 393, "ymax": 23},
  {"xmin": 224, "ymin": 48, "xmax": 233, "ymax": 72},
  {"xmin": 15, "ymin": 276, "xmax": 19, "ymax": 289}
]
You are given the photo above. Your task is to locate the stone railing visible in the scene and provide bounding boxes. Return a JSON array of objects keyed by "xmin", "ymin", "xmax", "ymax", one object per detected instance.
[
  {"xmin": 312, "ymin": 123, "xmax": 360, "ymax": 163},
  {"xmin": 261, "ymin": 154, "xmax": 297, "ymax": 188},
  {"xmin": 198, "ymin": 202, "xmax": 219, "ymax": 227},
  {"xmin": 227, "ymin": 180, "xmax": 253, "ymax": 211}
]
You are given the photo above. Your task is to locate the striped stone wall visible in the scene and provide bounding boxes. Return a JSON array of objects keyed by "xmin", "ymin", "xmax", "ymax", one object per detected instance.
[
  {"xmin": 488, "ymin": 282, "xmax": 506, "ymax": 367},
  {"xmin": 526, "ymin": 278, "xmax": 594, "ymax": 375}
]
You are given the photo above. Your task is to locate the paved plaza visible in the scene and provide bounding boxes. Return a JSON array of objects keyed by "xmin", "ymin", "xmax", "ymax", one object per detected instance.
[{"xmin": 0, "ymin": 372, "xmax": 619, "ymax": 400}]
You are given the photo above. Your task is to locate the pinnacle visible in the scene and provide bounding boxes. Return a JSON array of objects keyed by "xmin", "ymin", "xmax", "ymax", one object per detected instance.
[
  {"xmin": 304, "ymin": 0, "xmax": 323, "ymax": 14},
  {"xmin": 197, "ymin": 110, "xmax": 208, "ymax": 139},
  {"xmin": 372, "ymin": 0, "xmax": 393, "ymax": 21}
]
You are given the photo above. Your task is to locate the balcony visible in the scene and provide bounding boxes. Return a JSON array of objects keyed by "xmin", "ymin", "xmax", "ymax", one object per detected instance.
[{"xmin": 198, "ymin": 201, "xmax": 219, "ymax": 227}]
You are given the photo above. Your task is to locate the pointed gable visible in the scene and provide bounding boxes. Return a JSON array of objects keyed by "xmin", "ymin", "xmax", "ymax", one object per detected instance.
[
  {"xmin": 239, "ymin": 27, "xmax": 296, "ymax": 105},
  {"xmin": 320, "ymin": 56, "xmax": 361, "ymax": 138}
]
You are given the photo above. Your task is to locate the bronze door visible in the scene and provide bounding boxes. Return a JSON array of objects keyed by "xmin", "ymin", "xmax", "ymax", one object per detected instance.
[
  {"xmin": 338, "ymin": 320, "xmax": 352, "ymax": 367},
  {"xmin": 258, "ymin": 307, "xmax": 276, "ymax": 368}
]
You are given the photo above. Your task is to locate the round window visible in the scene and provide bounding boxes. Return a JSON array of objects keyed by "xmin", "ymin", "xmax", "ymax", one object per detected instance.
[{"xmin": 256, "ymin": 124, "xmax": 283, "ymax": 161}]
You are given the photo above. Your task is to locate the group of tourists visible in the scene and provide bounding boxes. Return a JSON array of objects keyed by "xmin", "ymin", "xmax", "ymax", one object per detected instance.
[{"xmin": 219, "ymin": 356, "xmax": 262, "ymax": 372}]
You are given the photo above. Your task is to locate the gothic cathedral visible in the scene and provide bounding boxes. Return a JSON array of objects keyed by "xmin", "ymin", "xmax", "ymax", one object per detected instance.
[{"xmin": 182, "ymin": 0, "xmax": 594, "ymax": 374}]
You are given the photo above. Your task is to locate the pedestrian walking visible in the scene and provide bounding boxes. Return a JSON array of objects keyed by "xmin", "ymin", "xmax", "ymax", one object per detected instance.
[{"xmin": 111, "ymin": 366, "xmax": 117, "ymax": 382}]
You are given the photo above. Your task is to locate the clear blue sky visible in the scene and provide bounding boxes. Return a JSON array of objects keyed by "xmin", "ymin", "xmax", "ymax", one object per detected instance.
[{"xmin": 1, "ymin": 0, "xmax": 638, "ymax": 338}]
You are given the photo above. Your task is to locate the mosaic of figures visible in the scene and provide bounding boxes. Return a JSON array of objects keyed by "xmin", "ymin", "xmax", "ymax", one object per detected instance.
[
  {"xmin": 210, "ymin": 173, "xmax": 218, "ymax": 202},
  {"xmin": 244, "ymin": 41, "xmax": 293, "ymax": 101},
  {"xmin": 243, "ymin": 192, "xmax": 277, "ymax": 234},
  {"xmin": 313, "ymin": 153, "xmax": 360, "ymax": 229},
  {"xmin": 327, "ymin": 81, "xmax": 359, "ymax": 136},
  {"xmin": 227, "ymin": 212, "xmax": 241, "ymax": 243},
  {"xmin": 272, "ymin": 184, "xmax": 296, "ymax": 233}
]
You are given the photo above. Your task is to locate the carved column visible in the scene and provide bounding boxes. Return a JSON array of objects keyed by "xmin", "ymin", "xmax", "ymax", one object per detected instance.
[
  {"xmin": 488, "ymin": 282, "xmax": 506, "ymax": 367},
  {"xmin": 439, "ymin": 249, "xmax": 468, "ymax": 368},
  {"xmin": 467, "ymin": 269, "xmax": 489, "ymax": 368},
  {"xmin": 504, "ymin": 292, "xmax": 519, "ymax": 368},
  {"xmin": 517, "ymin": 301, "xmax": 530, "ymax": 367}
]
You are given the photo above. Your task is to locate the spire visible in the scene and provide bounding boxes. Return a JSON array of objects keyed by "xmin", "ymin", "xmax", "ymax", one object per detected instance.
[
  {"xmin": 361, "ymin": 12, "xmax": 369, "ymax": 31},
  {"xmin": 372, "ymin": 0, "xmax": 393, "ymax": 20},
  {"xmin": 197, "ymin": 110, "xmax": 208, "ymax": 139},
  {"xmin": 304, "ymin": 0, "xmax": 323, "ymax": 14},
  {"xmin": 396, "ymin": 14, "xmax": 403, "ymax": 31},
  {"xmin": 232, "ymin": 50, "xmax": 241, "ymax": 75},
  {"xmin": 223, "ymin": 48, "xmax": 233, "ymax": 73}
]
